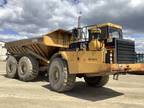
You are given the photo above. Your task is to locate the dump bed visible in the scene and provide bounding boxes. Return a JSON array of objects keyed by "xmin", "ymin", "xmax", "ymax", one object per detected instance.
[{"xmin": 5, "ymin": 29, "xmax": 72, "ymax": 60}]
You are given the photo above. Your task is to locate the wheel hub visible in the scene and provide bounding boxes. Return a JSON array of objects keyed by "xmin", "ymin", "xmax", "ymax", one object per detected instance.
[
  {"xmin": 53, "ymin": 67, "xmax": 60, "ymax": 83},
  {"xmin": 21, "ymin": 62, "xmax": 27, "ymax": 75}
]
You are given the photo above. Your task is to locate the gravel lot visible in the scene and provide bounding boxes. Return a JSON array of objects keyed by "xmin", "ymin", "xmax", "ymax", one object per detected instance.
[{"xmin": 0, "ymin": 62, "xmax": 144, "ymax": 108}]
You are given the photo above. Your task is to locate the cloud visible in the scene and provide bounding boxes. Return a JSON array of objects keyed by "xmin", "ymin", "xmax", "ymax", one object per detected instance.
[
  {"xmin": 0, "ymin": 0, "xmax": 7, "ymax": 7},
  {"xmin": 0, "ymin": 0, "xmax": 144, "ymax": 52},
  {"xmin": 0, "ymin": 34, "xmax": 28, "ymax": 42},
  {"xmin": 0, "ymin": 0, "xmax": 144, "ymax": 35},
  {"xmin": 77, "ymin": 0, "xmax": 144, "ymax": 34},
  {"xmin": 0, "ymin": 0, "xmax": 78, "ymax": 36}
]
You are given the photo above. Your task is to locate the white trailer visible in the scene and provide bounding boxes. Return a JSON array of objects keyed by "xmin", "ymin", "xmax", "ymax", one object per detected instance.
[{"xmin": 0, "ymin": 42, "xmax": 7, "ymax": 61}]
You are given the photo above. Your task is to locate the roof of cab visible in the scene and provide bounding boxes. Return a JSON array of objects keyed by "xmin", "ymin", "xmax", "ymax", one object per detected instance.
[
  {"xmin": 97, "ymin": 22, "xmax": 122, "ymax": 29},
  {"xmin": 88, "ymin": 22, "xmax": 122, "ymax": 30}
]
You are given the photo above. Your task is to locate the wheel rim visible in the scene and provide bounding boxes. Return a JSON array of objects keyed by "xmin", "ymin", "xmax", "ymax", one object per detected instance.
[
  {"xmin": 52, "ymin": 66, "xmax": 60, "ymax": 84},
  {"xmin": 8, "ymin": 63, "xmax": 14, "ymax": 73},
  {"xmin": 7, "ymin": 61, "xmax": 16, "ymax": 73},
  {"xmin": 20, "ymin": 62, "xmax": 27, "ymax": 75},
  {"xmin": 6, "ymin": 56, "xmax": 17, "ymax": 78}
]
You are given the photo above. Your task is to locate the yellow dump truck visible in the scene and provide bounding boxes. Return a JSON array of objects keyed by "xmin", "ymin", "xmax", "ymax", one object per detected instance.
[{"xmin": 5, "ymin": 23, "xmax": 144, "ymax": 92}]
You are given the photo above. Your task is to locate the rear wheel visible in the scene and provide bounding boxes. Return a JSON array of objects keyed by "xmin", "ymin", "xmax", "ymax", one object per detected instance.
[
  {"xmin": 6, "ymin": 56, "xmax": 17, "ymax": 78},
  {"xmin": 48, "ymin": 58, "xmax": 76, "ymax": 92},
  {"xmin": 18, "ymin": 56, "xmax": 39, "ymax": 81},
  {"xmin": 84, "ymin": 75, "xmax": 109, "ymax": 87}
]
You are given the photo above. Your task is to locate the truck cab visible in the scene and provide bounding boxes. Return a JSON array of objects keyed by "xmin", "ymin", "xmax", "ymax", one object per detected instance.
[
  {"xmin": 71, "ymin": 23, "xmax": 136, "ymax": 64},
  {"xmin": 96, "ymin": 23, "xmax": 135, "ymax": 64},
  {"xmin": 97, "ymin": 23, "xmax": 123, "ymax": 39}
]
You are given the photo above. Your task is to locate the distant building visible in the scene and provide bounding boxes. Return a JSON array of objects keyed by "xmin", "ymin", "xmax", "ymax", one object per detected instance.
[{"xmin": 0, "ymin": 42, "xmax": 7, "ymax": 61}]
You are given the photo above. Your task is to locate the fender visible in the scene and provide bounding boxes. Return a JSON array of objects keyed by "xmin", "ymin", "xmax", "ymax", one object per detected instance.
[
  {"xmin": 49, "ymin": 51, "xmax": 69, "ymax": 62},
  {"xmin": 59, "ymin": 51, "xmax": 69, "ymax": 60}
]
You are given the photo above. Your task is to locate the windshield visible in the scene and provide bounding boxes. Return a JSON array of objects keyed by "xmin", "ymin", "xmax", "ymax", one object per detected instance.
[{"xmin": 109, "ymin": 28, "xmax": 122, "ymax": 39}]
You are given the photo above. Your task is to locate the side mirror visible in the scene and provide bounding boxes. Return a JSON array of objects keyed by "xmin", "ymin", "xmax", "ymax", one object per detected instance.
[{"xmin": 72, "ymin": 28, "xmax": 82, "ymax": 41}]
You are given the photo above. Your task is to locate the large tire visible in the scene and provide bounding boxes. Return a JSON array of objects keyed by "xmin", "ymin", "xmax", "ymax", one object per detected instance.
[
  {"xmin": 84, "ymin": 75, "xmax": 109, "ymax": 87},
  {"xmin": 48, "ymin": 58, "xmax": 76, "ymax": 92},
  {"xmin": 6, "ymin": 56, "xmax": 17, "ymax": 78},
  {"xmin": 18, "ymin": 56, "xmax": 39, "ymax": 81}
]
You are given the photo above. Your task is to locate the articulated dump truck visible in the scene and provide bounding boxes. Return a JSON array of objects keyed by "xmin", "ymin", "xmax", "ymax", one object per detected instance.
[{"xmin": 5, "ymin": 23, "xmax": 144, "ymax": 92}]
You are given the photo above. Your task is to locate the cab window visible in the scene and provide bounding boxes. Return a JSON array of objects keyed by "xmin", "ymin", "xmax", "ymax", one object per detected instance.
[{"xmin": 109, "ymin": 27, "xmax": 122, "ymax": 39}]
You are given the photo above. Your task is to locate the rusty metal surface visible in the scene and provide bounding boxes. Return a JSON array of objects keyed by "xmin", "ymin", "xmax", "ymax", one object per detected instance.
[{"xmin": 111, "ymin": 63, "xmax": 144, "ymax": 74}]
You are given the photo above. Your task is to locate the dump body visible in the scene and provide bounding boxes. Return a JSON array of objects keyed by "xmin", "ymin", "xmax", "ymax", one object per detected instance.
[{"xmin": 5, "ymin": 29, "xmax": 72, "ymax": 65}]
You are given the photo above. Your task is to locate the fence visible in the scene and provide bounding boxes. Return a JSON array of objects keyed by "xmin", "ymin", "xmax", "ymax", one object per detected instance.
[{"xmin": 136, "ymin": 53, "xmax": 144, "ymax": 63}]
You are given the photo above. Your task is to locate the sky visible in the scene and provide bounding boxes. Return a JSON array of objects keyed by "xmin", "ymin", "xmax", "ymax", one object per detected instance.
[{"xmin": 0, "ymin": 0, "xmax": 144, "ymax": 52}]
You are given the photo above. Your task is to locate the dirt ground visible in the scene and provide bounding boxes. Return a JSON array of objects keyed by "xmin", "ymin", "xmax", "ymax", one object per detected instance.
[{"xmin": 0, "ymin": 62, "xmax": 144, "ymax": 108}]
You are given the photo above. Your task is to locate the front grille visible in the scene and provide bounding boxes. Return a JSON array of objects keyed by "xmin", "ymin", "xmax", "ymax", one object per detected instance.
[{"xmin": 116, "ymin": 39, "xmax": 136, "ymax": 64}]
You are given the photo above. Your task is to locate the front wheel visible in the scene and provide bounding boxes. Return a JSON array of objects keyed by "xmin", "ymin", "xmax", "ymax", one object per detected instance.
[
  {"xmin": 48, "ymin": 58, "xmax": 76, "ymax": 92},
  {"xmin": 84, "ymin": 75, "xmax": 109, "ymax": 87}
]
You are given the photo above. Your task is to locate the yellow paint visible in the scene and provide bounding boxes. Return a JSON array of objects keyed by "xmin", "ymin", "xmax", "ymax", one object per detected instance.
[
  {"xmin": 111, "ymin": 63, "xmax": 144, "ymax": 73},
  {"xmin": 43, "ymin": 29, "xmax": 72, "ymax": 48},
  {"xmin": 90, "ymin": 22, "xmax": 122, "ymax": 29},
  {"xmin": 89, "ymin": 39, "xmax": 104, "ymax": 51},
  {"xmin": 43, "ymin": 36, "xmax": 68, "ymax": 48},
  {"xmin": 60, "ymin": 50, "xmax": 110, "ymax": 74}
]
